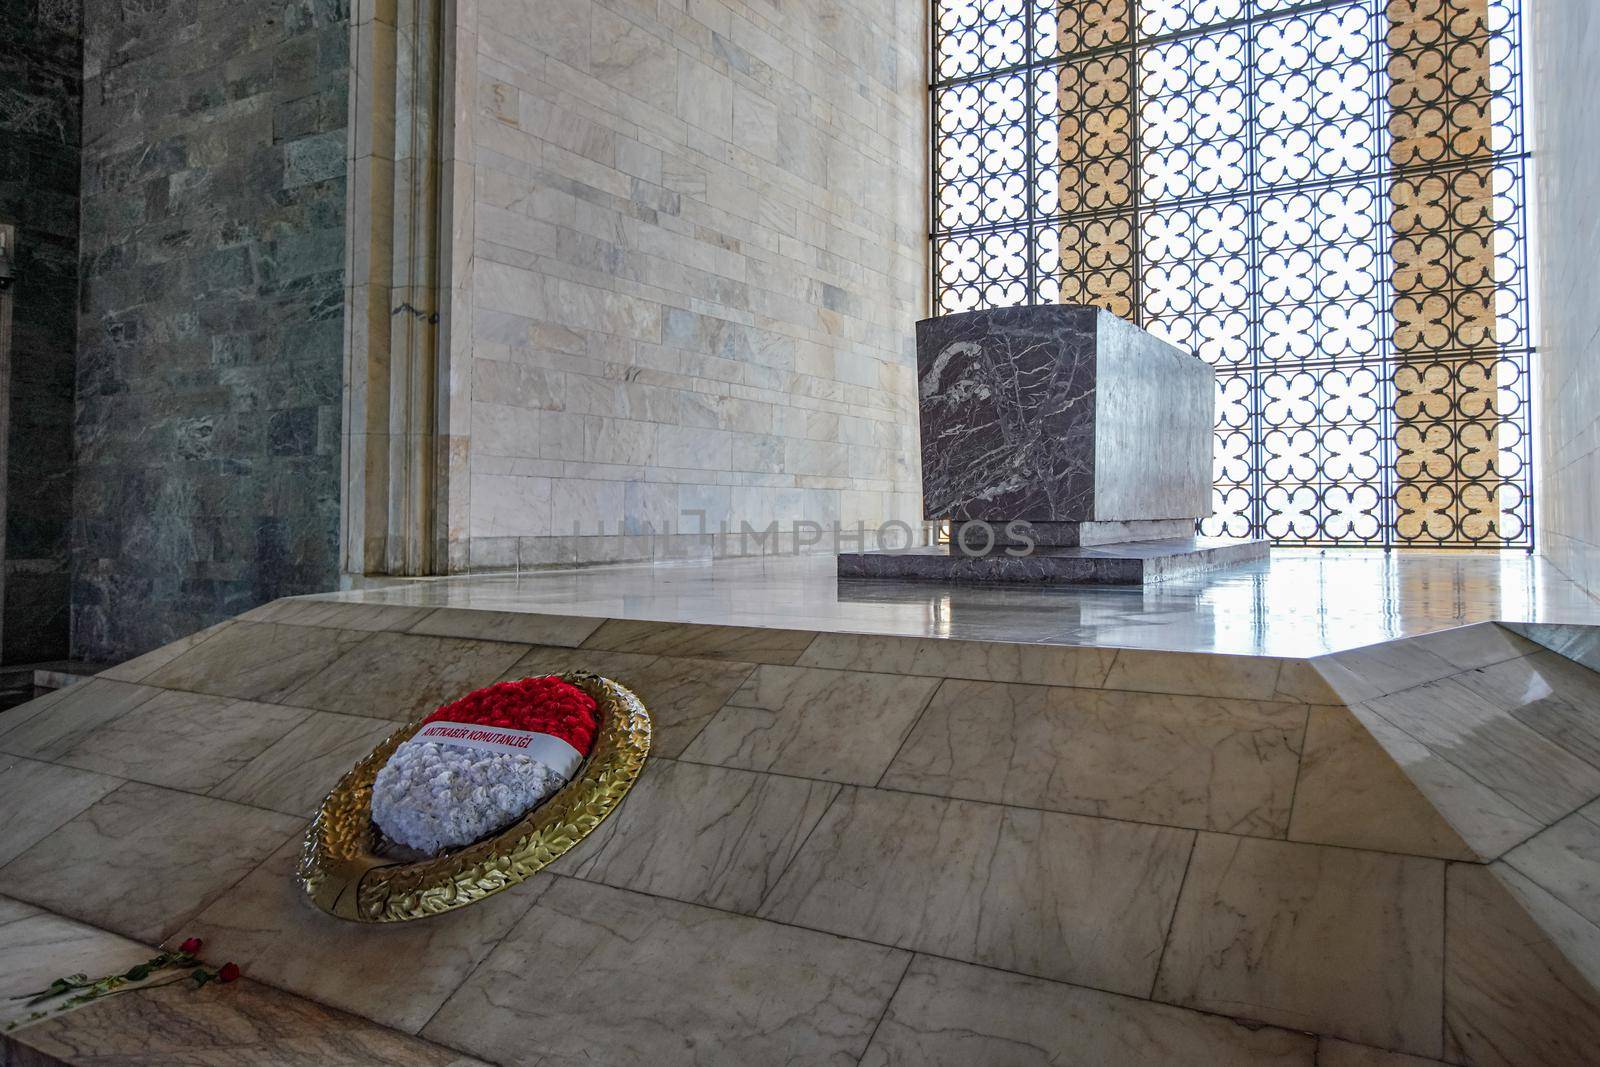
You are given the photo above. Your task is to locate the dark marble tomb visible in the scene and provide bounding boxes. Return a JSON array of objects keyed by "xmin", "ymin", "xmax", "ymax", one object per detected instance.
[{"xmin": 842, "ymin": 305, "xmax": 1266, "ymax": 585}]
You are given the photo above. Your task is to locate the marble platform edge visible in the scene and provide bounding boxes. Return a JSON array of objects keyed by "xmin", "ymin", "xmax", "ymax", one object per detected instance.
[
  {"xmin": 240, "ymin": 547, "xmax": 1600, "ymax": 661},
  {"xmin": 217, "ymin": 588, "xmax": 1571, "ymax": 665},
  {"xmin": 1500, "ymin": 621, "xmax": 1600, "ymax": 674},
  {"xmin": 836, "ymin": 536, "xmax": 1272, "ymax": 586},
  {"xmin": 101, "ymin": 599, "xmax": 1600, "ymax": 889},
  {"xmin": 1300, "ymin": 621, "xmax": 1600, "ymax": 877}
]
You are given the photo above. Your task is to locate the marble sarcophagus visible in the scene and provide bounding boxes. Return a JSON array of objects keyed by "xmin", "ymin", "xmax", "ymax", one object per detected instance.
[
  {"xmin": 918, "ymin": 304, "xmax": 1212, "ymax": 540},
  {"xmin": 839, "ymin": 304, "xmax": 1268, "ymax": 584}
]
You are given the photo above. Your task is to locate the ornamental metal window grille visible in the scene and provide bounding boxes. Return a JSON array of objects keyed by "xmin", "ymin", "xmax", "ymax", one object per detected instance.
[{"xmin": 930, "ymin": 0, "xmax": 1532, "ymax": 547}]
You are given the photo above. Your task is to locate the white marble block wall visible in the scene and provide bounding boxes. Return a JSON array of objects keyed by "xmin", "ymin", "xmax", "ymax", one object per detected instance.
[
  {"xmin": 448, "ymin": 0, "xmax": 927, "ymax": 569},
  {"xmin": 1534, "ymin": 0, "xmax": 1600, "ymax": 596}
]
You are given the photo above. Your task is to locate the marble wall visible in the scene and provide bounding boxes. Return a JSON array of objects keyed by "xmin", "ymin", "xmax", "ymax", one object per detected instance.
[
  {"xmin": 1533, "ymin": 0, "xmax": 1600, "ymax": 597},
  {"xmin": 70, "ymin": 0, "xmax": 350, "ymax": 661},
  {"xmin": 448, "ymin": 0, "xmax": 927, "ymax": 568},
  {"xmin": 0, "ymin": 0, "xmax": 80, "ymax": 663}
]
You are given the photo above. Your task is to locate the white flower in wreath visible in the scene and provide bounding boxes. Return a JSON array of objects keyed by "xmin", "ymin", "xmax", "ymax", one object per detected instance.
[{"xmin": 371, "ymin": 722, "xmax": 586, "ymax": 855}]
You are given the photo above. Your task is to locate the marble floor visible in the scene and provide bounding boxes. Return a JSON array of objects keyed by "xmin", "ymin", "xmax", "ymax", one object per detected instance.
[
  {"xmin": 4, "ymin": 594, "xmax": 1600, "ymax": 1064},
  {"xmin": 313, "ymin": 548, "xmax": 1600, "ymax": 657}
]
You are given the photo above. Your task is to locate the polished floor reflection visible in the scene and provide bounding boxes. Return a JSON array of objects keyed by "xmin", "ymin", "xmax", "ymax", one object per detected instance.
[{"xmin": 322, "ymin": 549, "xmax": 1600, "ymax": 656}]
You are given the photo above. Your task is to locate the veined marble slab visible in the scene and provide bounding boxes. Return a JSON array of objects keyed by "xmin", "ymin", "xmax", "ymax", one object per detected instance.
[
  {"xmin": 554, "ymin": 758, "xmax": 839, "ymax": 913},
  {"xmin": 424, "ymin": 878, "xmax": 908, "ymax": 1066},
  {"xmin": 916, "ymin": 305, "xmax": 1212, "ymax": 523},
  {"xmin": 880, "ymin": 680, "xmax": 1305, "ymax": 835},
  {"xmin": 758, "ymin": 788, "xmax": 1193, "ymax": 996},
  {"xmin": 1154, "ymin": 834, "xmax": 1445, "ymax": 1057},
  {"xmin": 0, "ymin": 782, "xmax": 302, "ymax": 942}
]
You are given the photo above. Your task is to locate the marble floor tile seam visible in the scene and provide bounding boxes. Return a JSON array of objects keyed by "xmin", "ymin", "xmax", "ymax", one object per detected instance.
[
  {"xmin": 567, "ymin": 784, "xmax": 1467, "ymax": 1021},
  {"xmin": 867, "ymin": 673, "xmax": 949, "ymax": 793},
  {"xmin": 485, "ymin": 870, "xmax": 1456, "ymax": 1062},
  {"xmin": 655, "ymin": 662, "xmax": 759, "ymax": 761},
  {"xmin": 1314, "ymin": 1038, "xmax": 1454, "ymax": 1067},
  {"xmin": 852, "ymin": 952, "xmax": 918, "ymax": 1067},
  {"xmin": 509, "ymin": 870, "xmax": 1236, "ymax": 1032},
  {"xmin": 1446, "ymin": 654, "xmax": 1600, "ymax": 769},
  {"xmin": 1310, "ymin": 645, "xmax": 1550, "ymax": 707},
  {"xmin": 419, "ymin": 870, "xmax": 915, "ymax": 1062},
  {"xmin": 1490, "ymin": 789, "xmax": 1600, "ymax": 871},
  {"xmin": 661, "ymin": 751, "xmax": 1487, "ymax": 863},
  {"xmin": 229, "ymin": 938, "xmax": 530, "ymax": 1056},
  {"xmin": 204, "ymin": 708, "xmax": 408, "ymax": 817},
  {"xmin": 111, "ymin": 608, "xmax": 1346, "ymax": 711},
  {"xmin": 45, "ymin": 695, "xmax": 319, "ymax": 796},
  {"xmin": 750, "ymin": 773, "xmax": 860, "ymax": 921},
  {"xmin": 0, "ymin": 784, "xmax": 309, "ymax": 947},
  {"xmin": 608, "ymin": 640, "xmax": 1308, "ymax": 708},
  {"xmin": 4, "ymin": 718, "xmax": 340, "ymax": 825},
  {"xmin": 406, "ymin": 889, "xmax": 568, "ymax": 1046},
  {"xmin": 1501, "ymin": 802, "xmax": 1600, "ymax": 896},
  {"xmin": 131, "ymin": 625, "xmax": 386, "ymax": 705},
  {"xmin": 229, "ymin": 604, "xmax": 604, "ymax": 652},
  {"xmin": 1153, "ymin": 833, "xmax": 1448, "ymax": 1058},
  {"xmin": 1442, "ymin": 861, "xmax": 1600, "ymax": 1064},
  {"xmin": 237, "ymin": 599, "xmax": 437, "ymax": 633},
  {"xmin": 861, "ymin": 951, "xmax": 1413, "ymax": 1065},
  {"xmin": 273, "ymin": 632, "xmax": 545, "ymax": 719},
  {"xmin": 1146, "ymin": 811, "xmax": 1203, "ymax": 1002},
  {"xmin": 0, "ymin": 681, "xmax": 167, "ymax": 760},
  {"xmin": 887, "ymin": 666, "xmax": 1321, "ymax": 717},
  {"xmin": 95, "ymin": 620, "xmax": 240, "ymax": 686},
  {"xmin": 868, "ymin": 681, "xmax": 1308, "ymax": 838},
  {"xmin": 640, "ymin": 801, "xmax": 1198, "ymax": 999},
  {"xmin": 1428, "ymin": 856, "xmax": 1600, "ymax": 1065},
  {"xmin": 1483, "ymin": 853, "xmax": 1600, "ymax": 962},
  {"xmin": 1365, "ymin": 670, "xmax": 1600, "ymax": 762},
  {"xmin": 703, "ymin": 632, "xmax": 1319, "ymax": 707},
  {"xmin": 1281, "ymin": 701, "xmax": 1316, "ymax": 854},
  {"xmin": 0, "ymin": 774, "xmax": 318, "ymax": 914}
]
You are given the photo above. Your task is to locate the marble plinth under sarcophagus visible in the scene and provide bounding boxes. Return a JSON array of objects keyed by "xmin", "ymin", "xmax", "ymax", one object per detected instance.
[{"xmin": 839, "ymin": 304, "xmax": 1268, "ymax": 584}]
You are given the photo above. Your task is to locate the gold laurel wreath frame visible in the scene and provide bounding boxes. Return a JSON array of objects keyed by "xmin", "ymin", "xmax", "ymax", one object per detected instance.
[{"xmin": 299, "ymin": 672, "xmax": 651, "ymax": 922}]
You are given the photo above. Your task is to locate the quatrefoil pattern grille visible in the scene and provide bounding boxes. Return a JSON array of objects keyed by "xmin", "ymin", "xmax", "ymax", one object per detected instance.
[{"xmin": 932, "ymin": 0, "xmax": 1532, "ymax": 547}]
